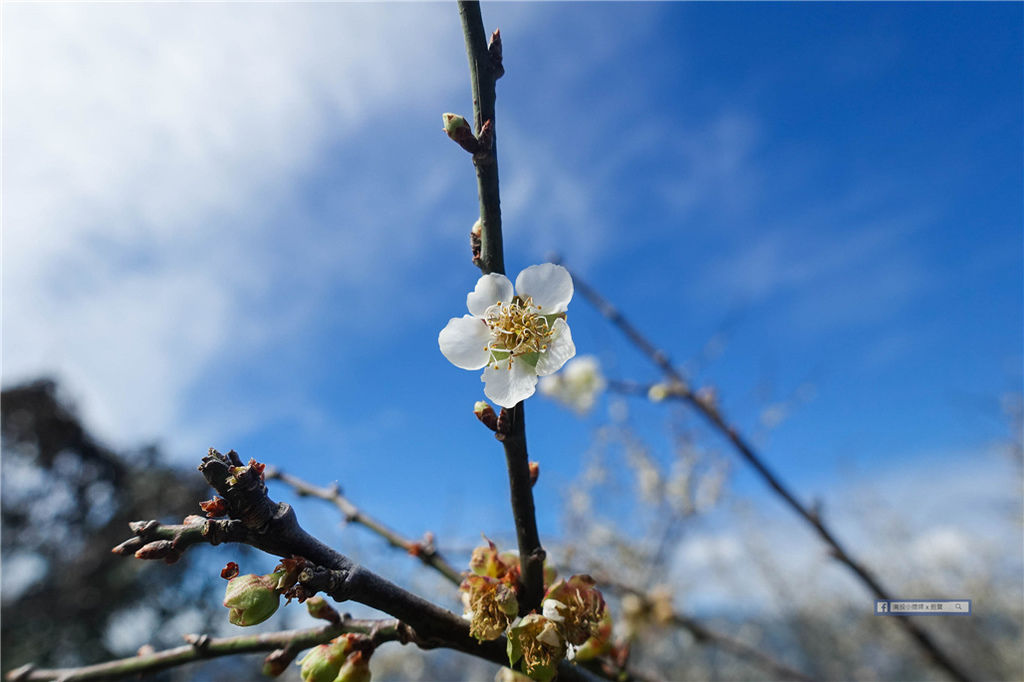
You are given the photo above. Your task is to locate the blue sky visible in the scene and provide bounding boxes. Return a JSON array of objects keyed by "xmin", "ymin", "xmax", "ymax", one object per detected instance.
[{"xmin": 4, "ymin": 1, "xmax": 1021, "ymax": 590}]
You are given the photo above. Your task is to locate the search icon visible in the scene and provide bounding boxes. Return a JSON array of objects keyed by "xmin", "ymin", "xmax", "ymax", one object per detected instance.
[{"xmin": 956, "ymin": 603, "xmax": 962, "ymax": 610}]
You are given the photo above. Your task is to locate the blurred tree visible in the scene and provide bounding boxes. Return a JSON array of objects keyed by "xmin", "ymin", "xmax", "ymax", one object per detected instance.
[{"xmin": 1, "ymin": 379, "xmax": 216, "ymax": 675}]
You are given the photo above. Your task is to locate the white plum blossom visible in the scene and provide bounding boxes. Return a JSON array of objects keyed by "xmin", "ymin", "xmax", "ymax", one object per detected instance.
[
  {"xmin": 538, "ymin": 355, "xmax": 605, "ymax": 414},
  {"xmin": 439, "ymin": 263, "xmax": 576, "ymax": 408}
]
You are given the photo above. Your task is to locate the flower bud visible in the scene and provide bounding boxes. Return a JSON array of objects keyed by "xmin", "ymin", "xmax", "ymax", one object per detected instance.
[
  {"xmin": 223, "ymin": 574, "xmax": 280, "ymax": 626},
  {"xmin": 469, "ymin": 538, "xmax": 513, "ymax": 579},
  {"xmin": 306, "ymin": 596, "xmax": 340, "ymax": 623},
  {"xmin": 298, "ymin": 637, "xmax": 354, "ymax": 682},
  {"xmin": 442, "ymin": 113, "xmax": 470, "ymax": 137},
  {"xmin": 263, "ymin": 647, "xmax": 300, "ymax": 677},
  {"xmin": 134, "ymin": 540, "xmax": 174, "ymax": 560},
  {"xmin": 474, "ymin": 401, "xmax": 499, "ymax": 431},
  {"xmin": 335, "ymin": 650, "xmax": 372, "ymax": 682},
  {"xmin": 647, "ymin": 383, "xmax": 668, "ymax": 402}
]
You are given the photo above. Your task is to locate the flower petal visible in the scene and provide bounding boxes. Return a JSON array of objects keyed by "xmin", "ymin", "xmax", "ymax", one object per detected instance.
[
  {"xmin": 535, "ymin": 318, "xmax": 576, "ymax": 376},
  {"xmin": 482, "ymin": 360, "xmax": 539, "ymax": 408},
  {"xmin": 439, "ymin": 315, "xmax": 492, "ymax": 370},
  {"xmin": 515, "ymin": 264, "xmax": 573, "ymax": 313},
  {"xmin": 467, "ymin": 273, "xmax": 514, "ymax": 317}
]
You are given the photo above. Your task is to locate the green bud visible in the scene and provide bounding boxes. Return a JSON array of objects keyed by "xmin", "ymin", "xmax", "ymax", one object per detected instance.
[
  {"xmin": 442, "ymin": 113, "xmax": 470, "ymax": 137},
  {"xmin": 299, "ymin": 638, "xmax": 354, "ymax": 682},
  {"xmin": 223, "ymin": 574, "xmax": 280, "ymax": 627},
  {"xmin": 334, "ymin": 650, "xmax": 372, "ymax": 682}
]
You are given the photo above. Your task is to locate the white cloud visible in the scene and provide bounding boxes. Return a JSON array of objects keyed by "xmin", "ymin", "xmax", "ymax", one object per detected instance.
[
  {"xmin": 694, "ymin": 197, "xmax": 934, "ymax": 336},
  {"xmin": 2, "ymin": 3, "xmax": 462, "ymax": 447},
  {"xmin": 671, "ymin": 449, "xmax": 1021, "ymax": 615}
]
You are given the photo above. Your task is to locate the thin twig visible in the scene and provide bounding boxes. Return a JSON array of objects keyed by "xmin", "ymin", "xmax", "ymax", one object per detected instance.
[
  {"xmin": 457, "ymin": 0, "xmax": 546, "ymax": 615},
  {"xmin": 4, "ymin": 619, "xmax": 396, "ymax": 682},
  {"xmin": 667, "ymin": 613, "xmax": 815, "ymax": 682},
  {"xmin": 458, "ymin": 0, "xmax": 503, "ymax": 276},
  {"xmin": 265, "ymin": 467, "xmax": 463, "ymax": 586},
  {"xmin": 597, "ymin": 580, "xmax": 812, "ymax": 682},
  {"xmin": 567, "ymin": 268, "xmax": 975, "ymax": 682}
]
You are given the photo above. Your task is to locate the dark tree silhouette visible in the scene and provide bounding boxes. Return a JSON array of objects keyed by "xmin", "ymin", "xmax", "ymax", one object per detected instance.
[{"xmin": 1, "ymin": 380, "xmax": 215, "ymax": 675}]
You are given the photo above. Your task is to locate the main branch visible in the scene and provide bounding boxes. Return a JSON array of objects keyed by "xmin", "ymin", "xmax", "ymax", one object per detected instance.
[{"xmin": 457, "ymin": 0, "xmax": 546, "ymax": 614}]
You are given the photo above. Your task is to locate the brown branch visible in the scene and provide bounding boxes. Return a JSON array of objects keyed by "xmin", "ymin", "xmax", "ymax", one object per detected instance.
[
  {"xmin": 566, "ymin": 269, "xmax": 975, "ymax": 682},
  {"xmin": 106, "ymin": 449, "xmax": 600, "ymax": 682},
  {"xmin": 458, "ymin": 0, "xmax": 503, "ymax": 277},
  {"xmin": 4, "ymin": 618, "xmax": 399, "ymax": 682},
  {"xmin": 457, "ymin": 0, "xmax": 546, "ymax": 615},
  {"xmin": 592, "ymin": 578, "xmax": 812, "ymax": 682},
  {"xmin": 264, "ymin": 466, "xmax": 463, "ymax": 586},
  {"xmin": 667, "ymin": 612, "xmax": 814, "ymax": 682}
]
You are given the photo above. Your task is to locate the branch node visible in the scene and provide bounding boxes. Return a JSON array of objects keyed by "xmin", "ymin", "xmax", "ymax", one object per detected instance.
[
  {"xmin": 184, "ymin": 633, "xmax": 211, "ymax": 651},
  {"xmin": 299, "ymin": 565, "xmax": 354, "ymax": 603}
]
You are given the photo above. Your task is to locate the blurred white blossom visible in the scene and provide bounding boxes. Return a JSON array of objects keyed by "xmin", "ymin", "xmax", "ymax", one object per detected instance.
[{"xmin": 539, "ymin": 355, "xmax": 605, "ymax": 414}]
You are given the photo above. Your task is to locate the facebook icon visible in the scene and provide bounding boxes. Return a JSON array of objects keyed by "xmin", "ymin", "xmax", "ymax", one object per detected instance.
[{"xmin": 876, "ymin": 601, "xmax": 889, "ymax": 614}]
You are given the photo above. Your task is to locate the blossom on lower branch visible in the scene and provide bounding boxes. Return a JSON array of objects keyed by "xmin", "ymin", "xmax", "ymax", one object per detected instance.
[
  {"xmin": 439, "ymin": 264, "xmax": 576, "ymax": 408},
  {"xmin": 460, "ymin": 538, "xmax": 613, "ymax": 681}
]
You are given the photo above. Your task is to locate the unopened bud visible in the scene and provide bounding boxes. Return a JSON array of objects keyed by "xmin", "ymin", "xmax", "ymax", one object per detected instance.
[
  {"xmin": 648, "ymin": 384, "xmax": 668, "ymax": 402},
  {"xmin": 306, "ymin": 596, "xmax": 340, "ymax": 624},
  {"xmin": 469, "ymin": 537, "xmax": 512, "ymax": 579},
  {"xmin": 442, "ymin": 113, "xmax": 482, "ymax": 154},
  {"xmin": 298, "ymin": 636, "xmax": 359, "ymax": 682},
  {"xmin": 474, "ymin": 401, "xmax": 499, "ymax": 431},
  {"xmin": 223, "ymin": 574, "xmax": 280, "ymax": 627},
  {"xmin": 442, "ymin": 113, "xmax": 469, "ymax": 137},
  {"xmin": 111, "ymin": 537, "xmax": 145, "ymax": 555},
  {"xmin": 135, "ymin": 540, "xmax": 174, "ymax": 560},
  {"xmin": 528, "ymin": 461, "xmax": 540, "ymax": 487},
  {"xmin": 263, "ymin": 648, "xmax": 299, "ymax": 677},
  {"xmin": 335, "ymin": 650, "xmax": 372, "ymax": 682}
]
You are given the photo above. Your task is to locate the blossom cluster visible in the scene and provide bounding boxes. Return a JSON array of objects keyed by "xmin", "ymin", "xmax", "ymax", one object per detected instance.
[{"xmin": 459, "ymin": 539, "xmax": 611, "ymax": 682}]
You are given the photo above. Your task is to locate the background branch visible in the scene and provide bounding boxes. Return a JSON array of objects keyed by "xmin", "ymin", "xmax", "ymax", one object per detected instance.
[
  {"xmin": 600, "ymin": 581, "xmax": 813, "ymax": 682},
  {"xmin": 265, "ymin": 467, "xmax": 463, "ymax": 585},
  {"xmin": 563, "ymin": 265, "xmax": 975, "ymax": 682}
]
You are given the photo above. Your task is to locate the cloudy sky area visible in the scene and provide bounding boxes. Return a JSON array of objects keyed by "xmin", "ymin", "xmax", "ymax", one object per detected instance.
[{"xmin": 4, "ymin": 2, "xmax": 1021, "ymax": 610}]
